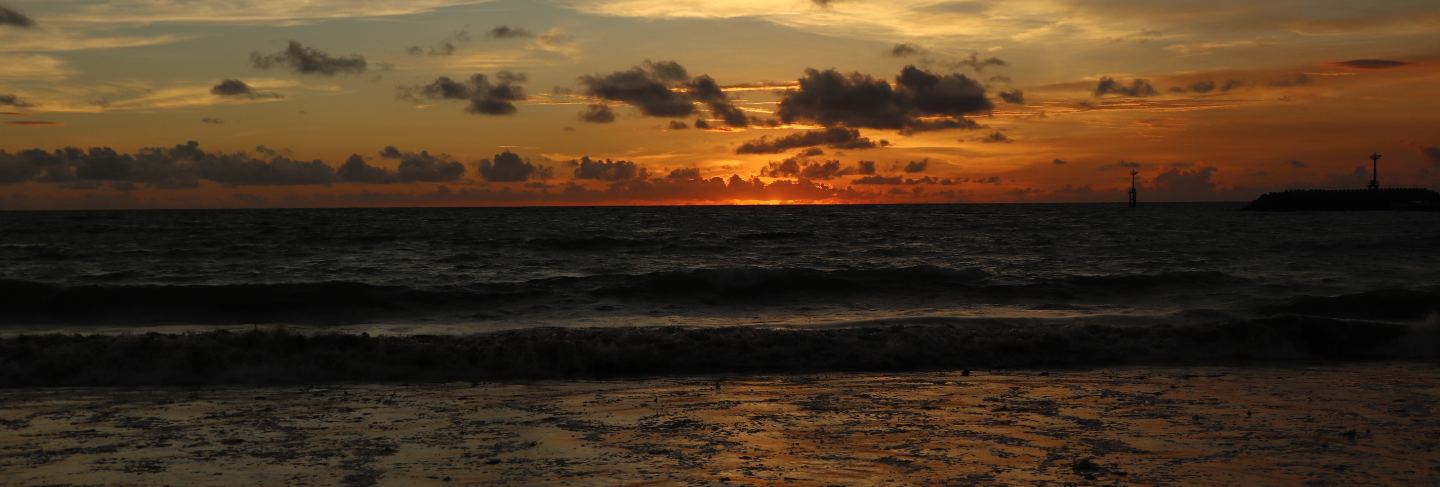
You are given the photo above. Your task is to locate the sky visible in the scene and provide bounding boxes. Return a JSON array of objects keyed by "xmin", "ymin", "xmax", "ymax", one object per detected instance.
[{"xmin": 1, "ymin": 0, "xmax": 1439, "ymax": 209}]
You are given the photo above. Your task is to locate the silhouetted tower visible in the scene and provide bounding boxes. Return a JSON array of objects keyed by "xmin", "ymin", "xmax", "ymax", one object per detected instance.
[
  {"xmin": 1128, "ymin": 170, "xmax": 1138, "ymax": 207},
  {"xmin": 1367, "ymin": 152, "xmax": 1382, "ymax": 190}
]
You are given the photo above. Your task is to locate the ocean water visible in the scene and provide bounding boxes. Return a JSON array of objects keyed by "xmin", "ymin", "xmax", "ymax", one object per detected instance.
[{"xmin": 2, "ymin": 203, "xmax": 1438, "ymax": 335}]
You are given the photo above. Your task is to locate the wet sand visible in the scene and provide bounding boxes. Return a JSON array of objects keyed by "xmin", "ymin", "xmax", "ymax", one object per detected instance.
[{"xmin": 2, "ymin": 363, "xmax": 1438, "ymax": 485}]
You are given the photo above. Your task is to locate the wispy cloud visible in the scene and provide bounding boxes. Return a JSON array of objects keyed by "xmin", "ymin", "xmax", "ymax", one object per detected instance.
[{"xmin": 38, "ymin": 0, "xmax": 499, "ymax": 25}]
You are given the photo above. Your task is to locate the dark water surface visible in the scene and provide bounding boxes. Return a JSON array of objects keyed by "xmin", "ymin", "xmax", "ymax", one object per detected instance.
[{"xmin": 2, "ymin": 203, "xmax": 1438, "ymax": 334}]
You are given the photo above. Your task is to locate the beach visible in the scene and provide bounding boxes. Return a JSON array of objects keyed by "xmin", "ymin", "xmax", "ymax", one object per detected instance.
[{"xmin": 3, "ymin": 363, "xmax": 1437, "ymax": 485}]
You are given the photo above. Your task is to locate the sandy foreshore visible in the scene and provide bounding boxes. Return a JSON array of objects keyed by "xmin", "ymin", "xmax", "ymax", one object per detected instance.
[{"xmin": 2, "ymin": 363, "xmax": 1438, "ymax": 485}]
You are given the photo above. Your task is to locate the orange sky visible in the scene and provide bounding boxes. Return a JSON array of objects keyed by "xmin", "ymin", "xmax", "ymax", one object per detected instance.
[{"xmin": 2, "ymin": 0, "xmax": 1439, "ymax": 209}]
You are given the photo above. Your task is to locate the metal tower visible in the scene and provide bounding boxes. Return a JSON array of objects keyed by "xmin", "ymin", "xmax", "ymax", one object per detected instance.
[
  {"xmin": 1368, "ymin": 152, "xmax": 1381, "ymax": 190},
  {"xmin": 1128, "ymin": 170, "xmax": 1138, "ymax": 207}
]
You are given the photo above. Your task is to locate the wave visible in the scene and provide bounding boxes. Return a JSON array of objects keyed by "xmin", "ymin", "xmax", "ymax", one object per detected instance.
[
  {"xmin": 2, "ymin": 316, "xmax": 1434, "ymax": 386},
  {"xmin": 0, "ymin": 279, "xmax": 519, "ymax": 325},
  {"xmin": 0, "ymin": 268, "xmax": 1271, "ymax": 324},
  {"xmin": 1258, "ymin": 289, "xmax": 1440, "ymax": 321}
]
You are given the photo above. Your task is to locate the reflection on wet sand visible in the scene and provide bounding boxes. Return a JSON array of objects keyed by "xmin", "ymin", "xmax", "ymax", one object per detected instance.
[{"xmin": 2, "ymin": 364, "xmax": 1437, "ymax": 485}]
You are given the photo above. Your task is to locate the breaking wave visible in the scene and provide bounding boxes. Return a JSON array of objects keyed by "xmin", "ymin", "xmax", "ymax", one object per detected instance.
[{"xmin": 2, "ymin": 316, "xmax": 1435, "ymax": 386}]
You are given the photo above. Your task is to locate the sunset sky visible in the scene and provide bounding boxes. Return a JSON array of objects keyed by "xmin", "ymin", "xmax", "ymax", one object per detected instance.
[{"xmin": 2, "ymin": 0, "xmax": 1439, "ymax": 209}]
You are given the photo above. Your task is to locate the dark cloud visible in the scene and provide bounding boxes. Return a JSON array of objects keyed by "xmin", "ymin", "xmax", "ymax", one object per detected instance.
[
  {"xmin": 980, "ymin": 131, "xmax": 1011, "ymax": 143},
  {"xmin": 694, "ymin": 118, "xmax": 712, "ymax": 130},
  {"xmin": 7, "ymin": 120, "xmax": 59, "ymax": 126},
  {"xmin": 1289, "ymin": 160, "xmax": 1307, "ymax": 169},
  {"xmin": 209, "ymin": 79, "xmax": 282, "ymax": 99},
  {"xmin": 580, "ymin": 61, "xmax": 695, "ymax": 118},
  {"xmin": 489, "ymin": 26, "xmax": 532, "ymax": 39},
  {"xmin": 0, "ymin": 5, "xmax": 33, "ymax": 28},
  {"xmin": 956, "ymin": 52, "xmax": 1007, "ymax": 72},
  {"xmin": 1334, "ymin": 59, "xmax": 1414, "ymax": 69},
  {"xmin": 377, "ymin": 146, "xmax": 466, "ymax": 182},
  {"xmin": 1150, "ymin": 166, "xmax": 1219, "ymax": 200},
  {"xmin": 903, "ymin": 159, "xmax": 928, "ymax": 173},
  {"xmin": 1052, "ymin": 159, "xmax": 1067, "ymax": 165},
  {"xmin": 1094, "ymin": 77, "xmax": 1157, "ymax": 97},
  {"xmin": 857, "ymin": 160, "xmax": 876, "ymax": 175},
  {"xmin": 1267, "ymin": 74, "xmax": 1312, "ymax": 87},
  {"xmin": 688, "ymin": 75, "xmax": 749, "ymax": 127},
  {"xmin": 398, "ymin": 72, "xmax": 526, "ymax": 115},
  {"xmin": 735, "ymin": 128, "xmax": 883, "ymax": 154},
  {"xmin": 477, "ymin": 151, "xmax": 548, "ymax": 182},
  {"xmin": 890, "ymin": 43, "xmax": 923, "ymax": 57},
  {"xmin": 0, "ymin": 141, "xmax": 339, "ymax": 187},
  {"xmin": 852, "ymin": 175, "xmax": 904, "ymax": 185},
  {"xmin": 200, "ymin": 117, "xmax": 225, "ymax": 125},
  {"xmin": 251, "ymin": 41, "xmax": 368, "ymax": 76},
  {"xmin": 998, "ymin": 89, "xmax": 1024, "ymax": 104},
  {"xmin": 410, "ymin": 30, "xmax": 471, "ymax": 56},
  {"xmin": 579, "ymin": 104, "xmax": 616, "ymax": 123},
  {"xmin": 337, "ymin": 155, "xmax": 392, "ymax": 184},
  {"xmin": 1188, "ymin": 80, "xmax": 1216, "ymax": 93},
  {"xmin": 572, "ymin": 156, "xmax": 648, "ymax": 181},
  {"xmin": 580, "ymin": 61, "xmax": 749, "ymax": 125},
  {"xmin": 797, "ymin": 147, "xmax": 824, "ymax": 157},
  {"xmin": 812, "ymin": 0, "xmax": 835, "ymax": 7},
  {"xmin": 0, "ymin": 94, "xmax": 30, "ymax": 107},
  {"xmin": 666, "ymin": 168, "xmax": 701, "ymax": 180},
  {"xmin": 777, "ymin": 65, "xmax": 991, "ymax": 133},
  {"xmin": 760, "ymin": 157, "xmax": 867, "ymax": 180},
  {"xmin": 1420, "ymin": 146, "xmax": 1440, "ymax": 166},
  {"xmin": 1220, "ymin": 79, "xmax": 1243, "ymax": 92},
  {"xmin": 1117, "ymin": 161, "xmax": 1143, "ymax": 168},
  {"xmin": 667, "ymin": 120, "xmax": 688, "ymax": 130}
]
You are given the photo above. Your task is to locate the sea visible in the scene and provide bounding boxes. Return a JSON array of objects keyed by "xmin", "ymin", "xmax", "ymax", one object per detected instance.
[{"xmin": 3, "ymin": 202, "xmax": 1438, "ymax": 337}]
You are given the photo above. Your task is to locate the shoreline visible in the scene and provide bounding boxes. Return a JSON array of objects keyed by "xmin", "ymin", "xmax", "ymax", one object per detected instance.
[{"xmin": 3, "ymin": 364, "xmax": 1437, "ymax": 485}]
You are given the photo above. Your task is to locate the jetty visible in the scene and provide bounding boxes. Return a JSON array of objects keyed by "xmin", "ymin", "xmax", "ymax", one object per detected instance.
[{"xmin": 1245, "ymin": 152, "xmax": 1440, "ymax": 211}]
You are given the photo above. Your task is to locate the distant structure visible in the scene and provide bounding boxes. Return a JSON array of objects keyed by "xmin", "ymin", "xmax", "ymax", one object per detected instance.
[
  {"xmin": 1367, "ymin": 152, "xmax": 1382, "ymax": 190},
  {"xmin": 1128, "ymin": 170, "xmax": 1138, "ymax": 207},
  {"xmin": 1245, "ymin": 151, "xmax": 1440, "ymax": 211}
]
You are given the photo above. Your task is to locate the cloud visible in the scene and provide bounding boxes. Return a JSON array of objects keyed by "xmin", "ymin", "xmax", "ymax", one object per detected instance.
[
  {"xmin": 1150, "ymin": 166, "xmax": 1220, "ymax": 200},
  {"xmin": 489, "ymin": 26, "xmax": 532, "ymax": 39},
  {"xmin": 955, "ymin": 52, "xmax": 1007, "ymax": 72},
  {"xmin": 1052, "ymin": 159, "xmax": 1067, "ymax": 165},
  {"xmin": 0, "ymin": 93, "xmax": 29, "ymax": 107},
  {"xmin": 6, "ymin": 120, "xmax": 59, "ymax": 126},
  {"xmin": 777, "ymin": 65, "xmax": 990, "ymax": 133},
  {"xmin": 1267, "ymin": 74, "xmax": 1312, "ymax": 87},
  {"xmin": 579, "ymin": 60, "xmax": 695, "ymax": 118},
  {"xmin": 251, "ymin": 41, "xmax": 367, "ymax": 76},
  {"xmin": 1094, "ymin": 77, "xmax": 1157, "ymax": 97},
  {"xmin": 1220, "ymin": 79, "xmax": 1243, "ymax": 92},
  {"xmin": 1288, "ymin": 160, "xmax": 1307, "ymax": 168},
  {"xmin": 688, "ymin": 74, "xmax": 749, "ymax": 127},
  {"xmin": 477, "ymin": 151, "xmax": 548, "ymax": 182},
  {"xmin": 209, "ymin": 79, "xmax": 282, "ymax": 99},
  {"xmin": 667, "ymin": 120, "xmax": 688, "ymax": 129},
  {"xmin": 980, "ymin": 131, "xmax": 1011, "ymax": 143},
  {"xmin": 408, "ymin": 29, "xmax": 471, "ymax": 56},
  {"xmin": 579, "ymin": 103, "xmax": 616, "ymax": 123},
  {"xmin": 579, "ymin": 60, "xmax": 749, "ymax": 126},
  {"xmin": 41, "ymin": 1, "xmax": 500, "ymax": 24},
  {"xmin": 1187, "ymin": 80, "xmax": 1216, "ymax": 93},
  {"xmin": 903, "ymin": 159, "xmax": 927, "ymax": 173},
  {"xmin": 1420, "ymin": 146, "xmax": 1440, "ymax": 166},
  {"xmin": 693, "ymin": 118, "xmax": 711, "ymax": 129},
  {"xmin": 397, "ymin": 71, "xmax": 526, "ymax": 115},
  {"xmin": 1, "ymin": 4, "xmax": 34, "ymax": 27},
  {"xmin": 571, "ymin": 156, "xmax": 648, "ymax": 181},
  {"xmin": 376, "ymin": 146, "xmax": 466, "ymax": 182},
  {"xmin": 735, "ymin": 127, "xmax": 883, "ymax": 154},
  {"xmin": 760, "ymin": 157, "xmax": 867, "ymax": 180},
  {"xmin": 200, "ymin": 117, "xmax": 224, "ymax": 124},
  {"xmin": 1332, "ymin": 59, "xmax": 1414, "ymax": 69},
  {"xmin": 890, "ymin": 43, "xmax": 922, "ymax": 57},
  {"xmin": 0, "ymin": 141, "xmax": 337, "ymax": 187},
  {"xmin": 998, "ymin": 89, "xmax": 1023, "ymax": 104},
  {"xmin": 666, "ymin": 167, "xmax": 701, "ymax": 180},
  {"xmin": 0, "ymin": 54, "xmax": 75, "ymax": 81}
]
